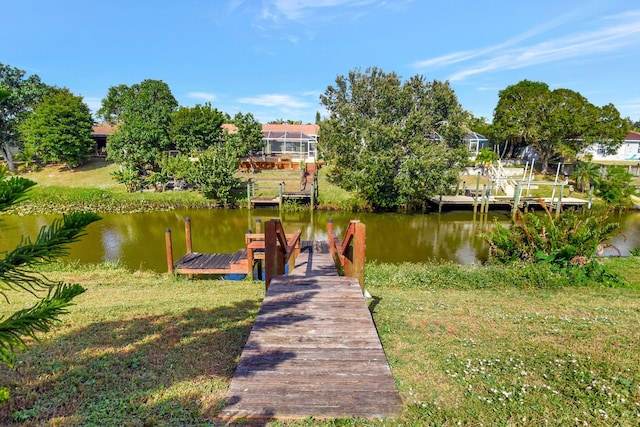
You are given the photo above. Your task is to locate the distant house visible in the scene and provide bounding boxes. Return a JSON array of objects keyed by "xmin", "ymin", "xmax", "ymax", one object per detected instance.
[
  {"xmin": 91, "ymin": 123, "xmax": 117, "ymax": 156},
  {"xmin": 583, "ymin": 131, "xmax": 640, "ymax": 162},
  {"xmin": 464, "ymin": 131, "xmax": 490, "ymax": 157},
  {"xmin": 94, "ymin": 122, "xmax": 320, "ymax": 162},
  {"xmin": 224, "ymin": 123, "xmax": 319, "ymax": 162},
  {"xmin": 262, "ymin": 124, "xmax": 319, "ymax": 162}
]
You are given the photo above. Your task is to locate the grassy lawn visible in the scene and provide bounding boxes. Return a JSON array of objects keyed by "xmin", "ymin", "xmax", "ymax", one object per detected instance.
[{"xmin": 1, "ymin": 259, "xmax": 639, "ymax": 426}]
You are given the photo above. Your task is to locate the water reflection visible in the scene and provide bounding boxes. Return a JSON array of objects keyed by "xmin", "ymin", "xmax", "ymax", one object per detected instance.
[{"xmin": 0, "ymin": 209, "xmax": 638, "ymax": 272}]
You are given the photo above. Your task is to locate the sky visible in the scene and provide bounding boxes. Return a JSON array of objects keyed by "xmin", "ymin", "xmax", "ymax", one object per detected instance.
[{"xmin": 3, "ymin": 0, "xmax": 640, "ymax": 125}]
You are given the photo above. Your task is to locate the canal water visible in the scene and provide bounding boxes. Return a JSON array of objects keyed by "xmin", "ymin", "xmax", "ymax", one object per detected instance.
[{"xmin": 1, "ymin": 209, "xmax": 639, "ymax": 272}]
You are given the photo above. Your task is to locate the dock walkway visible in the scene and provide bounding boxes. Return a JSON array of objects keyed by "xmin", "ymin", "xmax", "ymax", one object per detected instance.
[{"xmin": 219, "ymin": 242, "xmax": 402, "ymax": 421}]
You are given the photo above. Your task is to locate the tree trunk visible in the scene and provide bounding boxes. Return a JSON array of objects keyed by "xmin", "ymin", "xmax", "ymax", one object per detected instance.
[{"xmin": 1, "ymin": 141, "xmax": 15, "ymax": 171}]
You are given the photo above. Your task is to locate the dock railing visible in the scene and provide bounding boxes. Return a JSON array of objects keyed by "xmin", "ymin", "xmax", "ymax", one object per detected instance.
[
  {"xmin": 327, "ymin": 219, "xmax": 366, "ymax": 292},
  {"xmin": 264, "ymin": 219, "xmax": 302, "ymax": 289}
]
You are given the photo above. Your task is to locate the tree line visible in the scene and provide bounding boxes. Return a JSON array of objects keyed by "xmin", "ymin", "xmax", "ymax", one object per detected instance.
[
  {"xmin": 319, "ymin": 69, "xmax": 632, "ymax": 210},
  {"xmin": 0, "ymin": 64, "xmax": 263, "ymax": 204},
  {"xmin": 1, "ymin": 62, "xmax": 635, "ymax": 210}
]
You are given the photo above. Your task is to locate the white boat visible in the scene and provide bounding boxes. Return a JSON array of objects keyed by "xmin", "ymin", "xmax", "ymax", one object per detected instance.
[{"xmin": 631, "ymin": 194, "xmax": 640, "ymax": 209}]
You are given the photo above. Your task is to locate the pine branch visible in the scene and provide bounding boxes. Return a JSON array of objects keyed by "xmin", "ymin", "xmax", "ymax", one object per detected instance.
[
  {"xmin": 0, "ymin": 176, "xmax": 36, "ymax": 211},
  {"xmin": 0, "ymin": 212, "xmax": 101, "ymax": 293},
  {"xmin": 0, "ymin": 283, "xmax": 85, "ymax": 366}
]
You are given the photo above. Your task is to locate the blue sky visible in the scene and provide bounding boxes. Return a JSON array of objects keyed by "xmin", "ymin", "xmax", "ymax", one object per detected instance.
[{"xmin": 3, "ymin": 0, "xmax": 640, "ymax": 124}]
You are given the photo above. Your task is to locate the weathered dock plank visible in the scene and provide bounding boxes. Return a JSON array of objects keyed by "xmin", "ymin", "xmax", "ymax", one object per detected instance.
[
  {"xmin": 219, "ymin": 273, "xmax": 402, "ymax": 421},
  {"xmin": 173, "ymin": 250, "xmax": 247, "ymax": 275}
]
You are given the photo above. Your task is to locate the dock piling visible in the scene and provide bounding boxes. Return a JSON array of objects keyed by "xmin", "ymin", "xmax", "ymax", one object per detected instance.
[
  {"xmin": 165, "ymin": 228, "xmax": 174, "ymax": 274},
  {"xmin": 185, "ymin": 217, "xmax": 192, "ymax": 254}
]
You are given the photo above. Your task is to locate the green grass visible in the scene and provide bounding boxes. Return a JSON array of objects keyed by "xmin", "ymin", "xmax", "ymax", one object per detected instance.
[
  {"xmin": 1, "ymin": 258, "xmax": 639, "ymax": 425},
  {"xmin": 6, "ymin": 159, "xmax": 365, "ymax": 214}
]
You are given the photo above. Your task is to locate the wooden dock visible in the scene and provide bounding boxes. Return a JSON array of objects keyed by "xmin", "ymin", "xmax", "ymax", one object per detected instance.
[
  {"xmin": 172, "ymin": 250, "xmax": 248, "ymax": 275},
  {"xmin": 429, "ymin": 195, "xmax": 590, "ymax": 212},
  {"xmin": 219, "ymin": 222, "xmax": 402, "ymax": 421}
]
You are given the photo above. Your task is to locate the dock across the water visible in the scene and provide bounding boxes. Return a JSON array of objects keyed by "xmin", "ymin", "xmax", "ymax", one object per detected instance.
[{"xmin": 429, "ymin": 194, "xmax": 590, "ymax": 212}]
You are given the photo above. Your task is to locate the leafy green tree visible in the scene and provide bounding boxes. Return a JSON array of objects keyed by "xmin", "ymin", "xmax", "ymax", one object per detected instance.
[
  {"xmin": 0, "ymin": 63, "xmax": 50, "ymax": 171},
  {"xmin": 571, "ymin": 161, "xmax": 601, "ymax": 192},
  {"xmin": 493, "ymin": 80, "xmax": 628, "ymax": 174},
  {"xmin": 475, "ymin": 147, "xmax": 499, "ymax": 176},
  {"xmin": 189, "ymin": 145, "xmax": 239, "ymax": 203},
  {"xmin": 582, "ymin": 103, "xmax": 630, "ymax": 154},
  {"xmin": 319, "ymin": 67, "xmax": 467, "ymax": 210},
  {"xmin": 98, "ymin": 79, "xmax": 177, "ymax": 177},
  {"xmin": 395, "ymin": 143, "xmax": 468, "ymax": 210},
  {"xmin": 157, "ymin": 153, "xmax": 195, "ymax": 190},
  {"xmin": 492, "ymin": 80, "xmax": 551, "ymax": 168},
  {"xmin": 170, "ymin": 103, "xmax": 226, "ymax": 154},
  {"xmin": 226, "ymin": 112, "xmax": 264, "ymax": 157},
  {"xmin": 0, "ymin": 171, "xmax": 100, "ymax": 370},
  {"xmin": 18, "ymin": 88, "xmax": 95, "ymax": 168},
  {"xmin": 268, "ymin": 118, "xmax": 302, "ymax": 125},
  {"xmin": 596, "ymin": 166, "xmax": 636, "ymax": 207}
]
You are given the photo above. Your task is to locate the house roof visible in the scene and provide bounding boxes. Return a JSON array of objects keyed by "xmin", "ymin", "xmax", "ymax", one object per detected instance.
[
  {"xmin": 222, "ymin": 123, "xmax": 319, "ymax": 136},
  {"xmin": 625, "ymin": 131, "xmax": 640, "ymax": 142},
  {"xmin": 92, "ymin": 123, "xmax": 118, "ymax": 135},
  {"xmin": 262, "ymin": 123, "xmax": 319, "ymax": 135},
  {"xmin": 222, "ymin": 123, "xmax": 238, "ymax": 133}
]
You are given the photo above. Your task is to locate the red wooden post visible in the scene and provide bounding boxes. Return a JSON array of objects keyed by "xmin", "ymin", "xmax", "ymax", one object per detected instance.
[
  {"xmin": 353, "ymin": 222, "xmax": 366, "ymax": 292},
  {"xmin": 327, "ymin": 219, "xmax": 334, "ymax": 258},
  {"xmin": 247, "ymin": 247, "xmax": 254, "ymax": 280},
  {"xmin": 165, "ymin": 228, "xmax": 174, "ymax": 274},
  {"xmin": 265, "ymin": 219, "xmax": 278, "ymax": 290},
  {"xmin": 275, "ymin": 221, "xmax": 285, "ymax": 276},
  {"xmin": 343, "ymin": 221, "xmax": 357, "ymax": 277},
  {"xmin": 185, "ymin": 217, "xmax": 192, "ymax": 254},
  {"xmin": 327, "ymin": 218, "xmax": 341, "ymax": 270}
]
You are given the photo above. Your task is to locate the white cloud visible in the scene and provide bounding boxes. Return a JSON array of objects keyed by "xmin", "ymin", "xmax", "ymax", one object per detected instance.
[
  {"xmin": 238, "ymin": 94, "xmax": 310, "ymax": 108},
  {"xmin": 83, "ymin": 96, "xmax": 102, "ymax": 113},
  {"xmin": 414, "ymin": 9, "xmax": 640, "ymax": 82},
  {"xmin": 187, "ymin": 92, "xmax": 217, "ymax": 101},
  {"xmin": 266, "ymin": 0, "xmax": 377, "ymax": 21}
]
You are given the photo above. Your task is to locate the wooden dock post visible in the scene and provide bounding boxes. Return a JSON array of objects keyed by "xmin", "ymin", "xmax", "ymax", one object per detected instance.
[
  {"xmin": 353, "ymin": 221, "xmax": 366, "ymax": 292},
  {"xmin": 555, "ymin": 183, "xmax": 564, "ymax": 219},
  {"xmin": 310, "ymin": 183, "xmax": 315, "ymax": 211},
  {"xmin": 184, "ymin": 217, "xmax": 192, "ymax": 254},
  {"xmin": 278, "ymin": 182, "xmax": 284, "ymax": 210},
  {"xmin": 255, "ymin": 218, "xmax": 261, "ymax": 233},
  {"xmin": 327, "ymin": 218, "xmax": 338, "ymax": 269},
  {"xmin": 512, "ymin": 183, "xmax": 521, "ymax": 220},
  {"xmin": 265, "ymin": 219, "xmax": 285, "ymax": 290},
  {"xmin": 247, "ymin": 180, "xmax": 252, "ymax": 209},
  {"xmin": 165, "ymin": 228, "xmax": 174, "ymax": 274},
  {"xmin": 473, "ymin": 171, "xmax": 480, "ymax": 214}
]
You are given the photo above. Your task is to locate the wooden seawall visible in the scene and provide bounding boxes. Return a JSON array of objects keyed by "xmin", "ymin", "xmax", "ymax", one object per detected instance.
[{"xmin": 219, "ymin": 223, "xmax": 402, "ymax": 421}]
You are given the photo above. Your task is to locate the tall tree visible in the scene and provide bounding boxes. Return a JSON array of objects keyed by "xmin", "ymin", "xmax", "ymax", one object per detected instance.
[
  {"xmin": 98, "ymin": 80, "xmax": 177, "ymax": 176},
  {"xmin": 571, "ymin": 161, "xmax": 601, "ymax": 192},
  {"xmin": 492, "ymin": 80, "xmax": 549, "ymax": 163},
  {"xmin": 493, "ymin": 80, "xmax": 628, "ymax": 173},
  {"xmin": 0, "ymin": 170, "xmax": 100, "ymax": 372},
  {"xmin": 0, "ymin": 63, "xmax": 50, "ymax": 171},
  {"xmin": 189, "ymin": 144, "xmax": 240, "ymax": 204},
  {"xmin": 226, "ymin": 112, "xmax": 264, "ymax": 157},
  {"xmin": 319, "ymin": 67, "xmax": 467, "ymax": 210},
  {"xmin": 169, "ymin": 103, "xmax": 226, "ymax": 154},
  {"xmin": 18, "ymin": 88, "xmax": 95, "ymax": 168}
]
